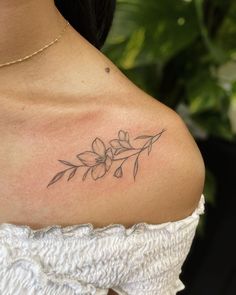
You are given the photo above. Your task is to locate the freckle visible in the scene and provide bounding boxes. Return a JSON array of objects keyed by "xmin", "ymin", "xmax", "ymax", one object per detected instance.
[{"xmin": 105, "ymin": 67, "xmax": 110, "ymax": 73}]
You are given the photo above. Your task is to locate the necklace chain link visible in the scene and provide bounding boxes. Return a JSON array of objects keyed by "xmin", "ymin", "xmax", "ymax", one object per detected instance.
[{"xmin": 0, "ymin": 21, "xmax": 70, "ymax": 69}]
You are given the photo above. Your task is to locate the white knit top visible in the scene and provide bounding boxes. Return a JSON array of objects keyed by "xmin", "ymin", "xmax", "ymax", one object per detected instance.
[{"xmin": 0, "ymin": 194, "xmax": 205, "ymax": 295}]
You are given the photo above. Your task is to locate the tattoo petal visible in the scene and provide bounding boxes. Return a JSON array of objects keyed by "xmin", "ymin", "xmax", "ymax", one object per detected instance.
[
  {"xmin": 110, "ymin": 139, "xmax": 122, "ymax": 149},
  {"xmin": 91, "ymin": 164, "xmax": 106, "ymax": 180},
  {"xmin": 114, "ymin": 167, "xmax": 123, "ymax": 178},
  {"xmin": 105, "ymin": 156, "xmax": 112, "ymax": 171},
  {"xmin": 106, "ymin": 148, "xmax": 113, "ymax": 159},
  {"xmin": 125, "ymin": 132, "xmax": 129, "ymax": 142},
  {"xmin": 92, "ymin": 138, "xmax": 106, "ymax": 156},
  {"xmin": 118, "ymin": 130, "xmax": 126, "ymax": 141},
  {"xmin": 77, "ymin": 151, "xmax": 98, "ymax": 166},
  {"xmin": 119, "ymin": 140, "xmax": 132, "ymax": 149}
]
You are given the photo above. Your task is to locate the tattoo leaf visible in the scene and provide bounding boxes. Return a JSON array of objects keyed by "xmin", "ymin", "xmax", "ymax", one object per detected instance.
[
  {"xmin": 58, "ymin": 160, "xmax": 75, "ymax": 167},
  {"xmin": 47, "ymin": 171, "xmax": 66, "ymax": 187},
  {"xmin": 68, "ymin": 168, "xmax": 77, "ymax": 181},
  {"xmin": 133, "ymin": 158, "xmax": 139, "ymax": 180},
  {"xmin": 134, "ymin": 135, "xmax": 152, "ymax": 140},
  {"xmin": 142, "ymin": 139, "xmax": 152, "ymax": 149},
  {"xmin": 114, "ymin": 148, "xmax": 128, "ymax": 155},
  {"xmin": 82, "ymin": 167, "xmax": 91, "ymax": 181},
  {"xmin": 152, "ymin": 129, "xmax": 166, "ymax": 144},
  {"xmin": 148, "ymin": 143, "xmax": 152, "ymax": 155}
]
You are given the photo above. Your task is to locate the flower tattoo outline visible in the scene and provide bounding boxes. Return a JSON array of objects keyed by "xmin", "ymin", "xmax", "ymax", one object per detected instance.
[{"xmin": 47, "ymin": 129, "xmax": 166, "ymax": 188}]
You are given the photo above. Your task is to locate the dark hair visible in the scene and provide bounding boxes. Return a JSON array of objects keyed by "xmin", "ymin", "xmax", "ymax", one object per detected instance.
[{"xmin": 54, "ymin": 0, "xmax": 116, "ymax": 50}]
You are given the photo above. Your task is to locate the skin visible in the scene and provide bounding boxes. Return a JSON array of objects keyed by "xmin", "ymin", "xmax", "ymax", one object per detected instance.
[{"xmin": 0, "ymin": 1, "xmax": 205, "ymax": 294}]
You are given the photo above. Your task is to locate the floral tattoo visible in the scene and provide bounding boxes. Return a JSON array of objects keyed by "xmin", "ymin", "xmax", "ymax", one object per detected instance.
[{"xmin": 47, "ymin": 129, "xmax": 166, "ymax": 188}]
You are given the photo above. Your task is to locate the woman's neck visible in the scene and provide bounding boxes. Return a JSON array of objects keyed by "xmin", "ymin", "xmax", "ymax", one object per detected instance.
[{"xmin": 0, "ymin": 0, "xmax": 66, "ymax": 64}]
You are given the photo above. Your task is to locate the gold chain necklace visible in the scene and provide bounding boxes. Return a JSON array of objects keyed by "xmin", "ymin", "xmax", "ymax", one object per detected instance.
[{"xmin": 0, "ymin": 21, "xmax": 70, "ymax": 69}]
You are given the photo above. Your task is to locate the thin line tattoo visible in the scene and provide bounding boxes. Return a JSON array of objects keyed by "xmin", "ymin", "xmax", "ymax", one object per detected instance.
[{"xmin": 47, "ymin": 129, "xmax": 166, "ymax": 188}]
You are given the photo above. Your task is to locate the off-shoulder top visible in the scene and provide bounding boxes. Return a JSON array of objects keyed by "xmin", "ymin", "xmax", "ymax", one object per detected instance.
[{"xmin": 0, "ymin": 194, "xmax": 205, "ymax": 295}]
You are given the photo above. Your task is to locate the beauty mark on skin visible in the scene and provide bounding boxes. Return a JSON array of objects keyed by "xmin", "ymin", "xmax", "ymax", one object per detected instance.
[{"xmin": 47, "ymin": 129, "xmax": 166, "ymax": 188}]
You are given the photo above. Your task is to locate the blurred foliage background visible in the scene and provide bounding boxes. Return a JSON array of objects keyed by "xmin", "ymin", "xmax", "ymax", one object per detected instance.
[{"xmin": 102, "ymin": 0, "xmax": 236, "ymax": 234}]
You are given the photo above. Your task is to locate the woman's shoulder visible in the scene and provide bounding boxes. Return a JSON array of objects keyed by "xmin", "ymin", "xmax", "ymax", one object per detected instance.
[
  {"xmin": 43, "ymin": 82, "xmax": 205, "ymax": 225},
  {"xmin": 0, "ymin": 81, "xmax": 205, "ymax": 229}
]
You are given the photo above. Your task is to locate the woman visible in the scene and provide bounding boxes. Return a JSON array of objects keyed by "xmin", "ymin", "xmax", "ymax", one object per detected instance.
[{"xmin": 0, "ymin": 0, "xmax": 205, "ymax": 294}]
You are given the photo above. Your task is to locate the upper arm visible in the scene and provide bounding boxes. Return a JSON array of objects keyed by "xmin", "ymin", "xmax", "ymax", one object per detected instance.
[
  {"xmin": 152, "ymin": 109, "xmax": 205, "ymax": 218},
  {"xmin": 142, "ymin": 99, "xmax": 205, "ymax": 221}
]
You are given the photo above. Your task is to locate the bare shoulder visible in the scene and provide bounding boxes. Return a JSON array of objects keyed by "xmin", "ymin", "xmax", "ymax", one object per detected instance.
[
  {"xmin": 49, "ymin": 89, "xmax": 205, "ymax": 225},
  {"xmin": 0, "ymin": 44, "xmax": 205, "ymax": 228},
  {"xmin": 0, "ymin": 85, "xmax": 205, "ymax": 228}
]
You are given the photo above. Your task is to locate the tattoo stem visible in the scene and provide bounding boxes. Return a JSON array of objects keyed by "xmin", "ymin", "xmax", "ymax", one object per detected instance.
[{"xmin": 112, "ymin": 150, "xmax": 141, "ymax": 162}]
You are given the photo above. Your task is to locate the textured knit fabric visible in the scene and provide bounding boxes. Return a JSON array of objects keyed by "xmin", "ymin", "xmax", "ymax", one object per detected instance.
[{"xmin": 0, "ymin": 194, "xmax": 205, "ymax": 295}]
